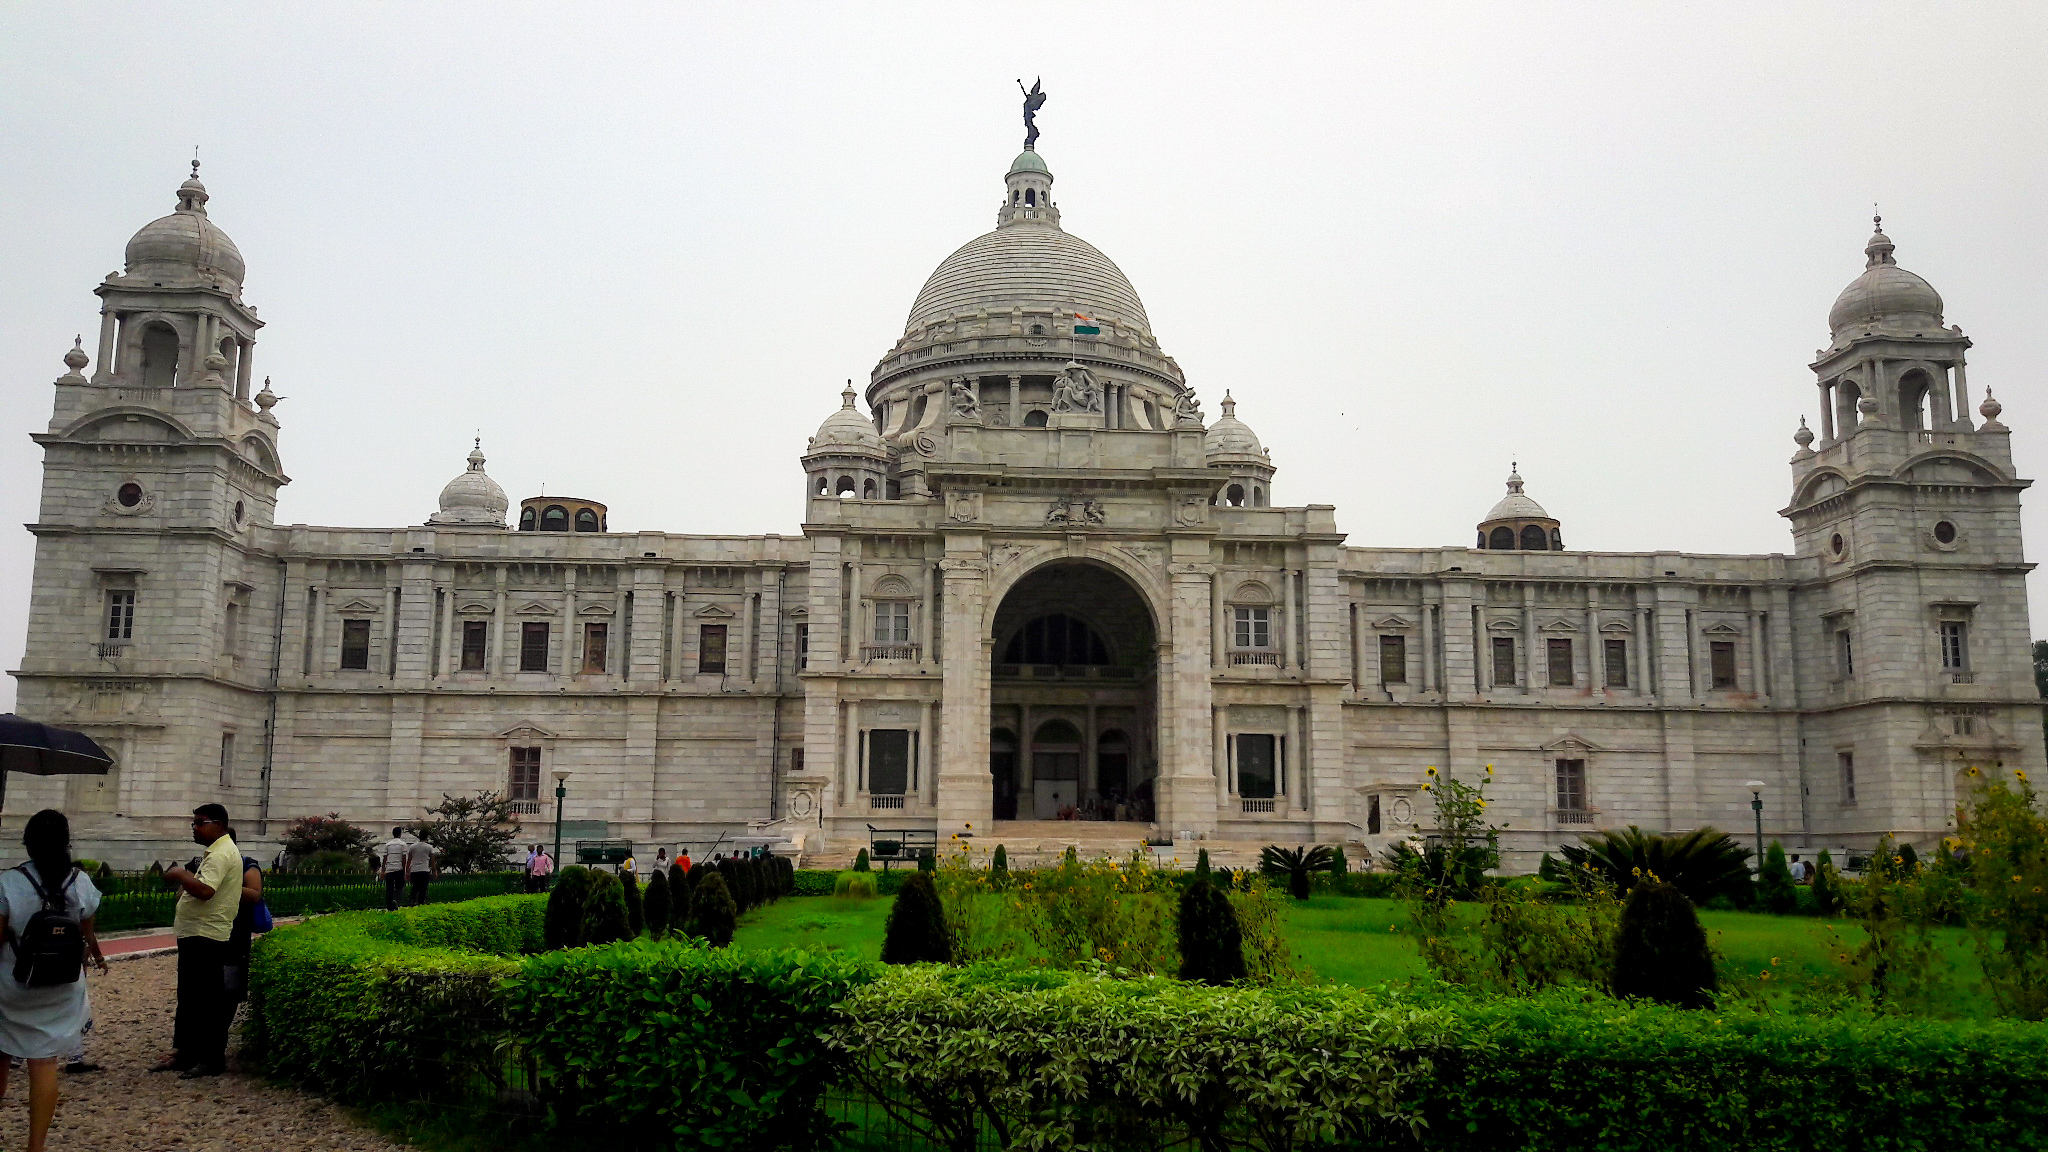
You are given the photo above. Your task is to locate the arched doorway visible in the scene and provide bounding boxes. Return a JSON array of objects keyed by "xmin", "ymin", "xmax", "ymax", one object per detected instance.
[{"xmin": 988, "ymin": 560, "xmax": 1157, "ymax": 822}]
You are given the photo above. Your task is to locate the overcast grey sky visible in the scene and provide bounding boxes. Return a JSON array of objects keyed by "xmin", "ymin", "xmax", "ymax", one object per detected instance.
[{"xmin": 4, "ymin": 4, "xmax": 2047, "ymax": 711}]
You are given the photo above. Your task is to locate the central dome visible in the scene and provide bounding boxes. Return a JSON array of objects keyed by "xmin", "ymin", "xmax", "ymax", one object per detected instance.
[{"xmin": 903, "ymin": 149, "xmax": 1151, "ymax": 336}]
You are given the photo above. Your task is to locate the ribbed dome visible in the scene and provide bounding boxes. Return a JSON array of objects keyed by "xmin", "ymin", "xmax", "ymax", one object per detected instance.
[
  {"xmin": 1827, "ymin": 224, "xmax": 1943, "ymax": 338},
  {"xmin": 1204, "ymin": 392, "xmax": 1265, "ymax": 459},
  {"xmin": 808, "ymin": 385, "xmax": 886, "ymax": 455},
  {"xmin": 907, "ymin": 225, "xmax": 1150, "ymax": 335},
  {"xmin": 428, "ymin": 443, "xmax": 509, "ymax": 527},
  {"xmin": 1483, "ymin": 468, "xmax": 1550, "ymax": 522},
  {"xmin": 124, "ymin": 168, "xmax": 245, "ymax": 287}
]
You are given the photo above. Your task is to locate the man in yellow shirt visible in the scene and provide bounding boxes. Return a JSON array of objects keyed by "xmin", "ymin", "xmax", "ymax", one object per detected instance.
[{"xmin": 149, "ymin": 803, "xmax": 240, "ymax": 1078}]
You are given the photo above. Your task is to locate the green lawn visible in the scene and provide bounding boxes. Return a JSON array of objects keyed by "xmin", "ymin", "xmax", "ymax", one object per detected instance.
[{"xmin": 736, "ymin": 893, "xmax": 1995, "ymax": 1015}]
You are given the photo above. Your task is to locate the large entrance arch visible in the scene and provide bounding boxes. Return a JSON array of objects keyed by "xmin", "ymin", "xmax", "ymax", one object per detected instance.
[{"xmin": 987, "ymin": 561, "xmax": 1158, "ymax": 821}]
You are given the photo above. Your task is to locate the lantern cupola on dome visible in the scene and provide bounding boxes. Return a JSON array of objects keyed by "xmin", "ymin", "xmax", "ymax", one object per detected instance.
[{"xmin": 1476, "ymin": 465, "xmax": 1563, "ymax": 550}]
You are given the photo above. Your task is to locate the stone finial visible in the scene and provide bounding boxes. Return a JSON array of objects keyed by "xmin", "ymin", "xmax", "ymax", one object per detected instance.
[
  {"xmin": 1219, "ymin": 390, "xmax": 1236, "ymax": 417},
  {"xmin": 1793, "ymin": 416, "xmax": 1814, "ymax": 450},
  {"xmin": 1505, "ymin": 462, "xmax": 1525, "ymax": 495},
  {"xmin": 1857, "ymin": 392, "xmax": 1879, "ymax": 415},
  {"xmin": 57, "ymin": 336, "xmax": 89, "ymax": 384},
  {"xmin": 1865, "ymin": 211, "xmax": 1896, "ymax": 268},
  {"xmin": 468, "ymin": 437, "xmax": 488, "ymax": 471},
  {"xmin": 254, "ymin": 377, "xmax": 281, "ymax": 425},
  {"xmin": 841, "ymin": 382, "xmax": 858, "ymax": 409},
  {"xmin": 1979, "ymin": 386, "xmax": 2006, "ymax": 430}
]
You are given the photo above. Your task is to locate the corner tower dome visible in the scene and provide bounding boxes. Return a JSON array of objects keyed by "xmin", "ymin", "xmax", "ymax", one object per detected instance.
[
  {"xmin": 123, "ymin": 161, "xmax": 247, "ymax": 289},
  {"xmin": 1827, "ymin": 217, "xmax": 1944, "ymax": 343},
  {"xmin": 1476, "ymin": 465, "xmax": 1563, "ymax": 550},
  {"xmin": 428, "ymin": 441, "xmax": 509, "ymax": 527}
]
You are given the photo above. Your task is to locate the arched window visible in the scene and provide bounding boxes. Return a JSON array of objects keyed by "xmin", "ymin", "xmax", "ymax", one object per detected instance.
[
  {"xmin": 1899, "ymin": 370, "xmax": 1933, "ymax": 430},
  {"xmin": 836, "ymin": 476, "xmax": 857, "ymax": 497},
  {"xmin": 1252, "ymin": 486, "xmax": 1266, "ymax": 507},
  {"xmin": 1023, "ymin": 409, "xmax": 1049, "ymax": 427},
  {"xmin": 1520, "ymin": 525, "xmax": 1547, "ymax": 550},
  {"xmin": 1551, "ymin": 529, "xmax": 1563, "ymax": 550},
  {"xmin": 574, "ymin": 508, "xmax": 599, "ymax": 532},
  {"xmin": 540, "ymin": 504, "xmax": 569, "ymax": 531},
  {"xmin": 1025, "ymin": 188, "xmax": 1036, "ymax": 206},
  {"xmin": 1477, "ymin": 530, "xmax": 1488, "ymax": 548},
  {"xmin": 519, "ymin": 507, "xmax": 537, "ymax": 531},
  {"xmin": 1030, "ymin": 324, "xmax": 1045, "ymax": 336},
  {"xmin": 1838, "ymin": 381, "xmax": 1864, "ymax": 427},
  {"xmin": 1223, "ymin": 484, "xmax": 1245, "ymax": 507},
  {"xmin": 1012, "ymin": 190, "xmax": 1020, "ymax": 205},
  {"xmin": 1489, "ymin": 526, "xmax": 1515, "ymax": 550},
  {"xmin": 140, "ymin": 322, "xmax": 179, "ymax": 388},
  {"xmin": 862, "ymin": 478, "xmax": 877, "ymax": 499},
  {"xmin": 815, "ymin": 475, "xmax": 829, "ymax": 496},
  {"xmin": 1003, "ymin": 613, "xmax": 1112, "ymax": 666}
]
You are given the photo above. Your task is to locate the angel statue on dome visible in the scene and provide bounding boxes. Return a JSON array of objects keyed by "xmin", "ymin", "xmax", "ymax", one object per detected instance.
[{"xmin": 1019, "ymin": 78, "xmax": 1046, "ymax": 150}]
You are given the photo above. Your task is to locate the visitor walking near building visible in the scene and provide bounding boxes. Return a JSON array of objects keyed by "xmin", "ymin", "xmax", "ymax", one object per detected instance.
[
  {"xmin": 619, "ymin": 850, "xmax": 637, "ymax": 879},
  {"xmin": 379, "ymin": 828, "xmax": 409, "ymax": 910},
  {"xmin": 676, "ymin": 849, "xmax": 692, "ymax": 875},
  {"xmin": 0, "ymin": 809, "xmax": 106, "ymax": 1152},
  {"xmin": 151, "ymin": 803, "xmax": 239, "ymax": 1079},
  {"xmin": 529, "ymin": 845, "xmax": 553, "ymax": 892},
  {"xmin": 406, "ymin": 835, "xmax": 439, "ymax": 907},
  {"xmin": 653, "ymin": 847, "xmax": 668, "ymax": 873},
  {"xmin": 222, "ymin": 836, "xmax": 265, "ymax": 1028}
]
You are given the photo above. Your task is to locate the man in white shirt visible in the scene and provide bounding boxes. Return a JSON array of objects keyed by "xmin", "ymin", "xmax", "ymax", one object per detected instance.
[
  {"xmin": 379, "ymin": 828, "xmax": 409, "ymax": 911},
  {"xmin": 405, "ymin": 835, "xmax": 440, "ymax": 907}
]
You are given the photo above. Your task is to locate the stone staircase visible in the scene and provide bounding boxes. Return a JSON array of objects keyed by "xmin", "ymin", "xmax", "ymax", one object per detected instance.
[{"xmin": 799, "ymin": 823, "xmax": 1316, "ymax": 872}]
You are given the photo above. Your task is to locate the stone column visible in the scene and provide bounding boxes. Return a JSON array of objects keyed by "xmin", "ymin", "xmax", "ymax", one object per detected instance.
[
  {"xmin": 1008, "ymin": 374, "xmax": 1022, "ymax": 428},
  {"xmin": 1586, "ymin": 588, "xmax": 1602, "ymax": 691},
  {"xmin": 1158, "ymin": 551, "xmax": 1218, "ymax": 835},
  {"xmin": 1520, "ymin": 584, "xmax": 1535, "ymax": 694},
  {"xmin": 1213, "ymin": 705, "xmax": 1229, "ymax": 812},
  {"xmin": 235, "ymin": 339, "xmax": 253, "ymax": 401},
  {"xmin": 1636, "ymin": 601, "xmax": 1654, "ymax": 696},
  {"xmin": 1350, "ymin": 602, "xmax": 1365, "ymax": 694},
  {"xmin": 1419, "ymin": 597, "xmax": 1436, "ymax": 693},
  {"xmin": 934, "ymin": 540, "xmax": 992, "ymax": 836},
  {"xmin": 919, "ymin": 699, "xmax": 935, "ymax": 807},
  {"xmin": 308, "ymin": 583, "xmax": 327, "ymax": 677},
  {"xmin": 1439, "ymin": 577, "xmax": 1475, "ymax": 699},
  {"xmin": 1281, "ymin": 568, "xmax": 1297, "ymax": 670},
  {"xmin": 438, "ymin": 582, "xmax": 457, "ymax": 677},
  {"xmin": 494, "ymin": 567, "xmax": 511, "ymax": 676},
  {"xmin": 1749, "ymin": 607, "xmax": 1768, "ymax": 701},
  {"xmin": 1953, "ymin": 357, "xmax": 1972, "ymax": 430},
  {"xmin": 1818, "ymin": 381, "xmax": 1835, "ymax": 442},
  {"xmin": 630, "ymin": 565, "xmax": 667, "ymax": 683},
  {"xmin": 92, "ymin": 310, "xmax": 116, "ymax": 383},
  {"xmin": 1083, "ymin": 703, "xmax": 1097, "ymax": 803},
  {"xmin": 1211, "ymin": 573, "xmax": 1227, "ymax": 670},
  {"xmin": 843, "ymin": 701, "xmax": 860, "ymax": 799},
  {"xmin": 562, "ymin": 569, "xmax": 578, "ymax": 676}
]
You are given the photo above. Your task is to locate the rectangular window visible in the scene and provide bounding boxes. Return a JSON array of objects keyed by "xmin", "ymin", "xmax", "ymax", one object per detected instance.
[
  {"xmin": 1836, "ymin": 628, "xmax": 1854, "ymax": 678},
  {"xmin": 867, "ymin": 729, "xmax": 910, "ymax": 795},
  {"xmin": 1233, "ymin": 606, "xmax": 1272, "ymax": 649},
  {"xmin": 1603, "ymin": 637, "xmax": 1629, "ymax": 687},
  {"xmin": 1710, "ymin": 640, "xmax": 1738, "ymax": 689},
  {"xmin": 789, "ymin": 747, "xmax": 805, "ymax": 774},
  {"xmin": 875, "ymin": 601, "xmax": 911, "ymax": 645},
  {"xmin": 1556, "ymin": 758, "xmax": 1587, "ymax": 811},
  {"xmin": 1366, "ymin": 793, "xmax": 1382, "ymax": 836},
  {"xmin": 222, "ymin": 602, "xmax": 241, "ymax": 658},
  {"xmin": 460, "ymin": 620, "xmax": 488, "ymax": 671},
  {"xmin": 582, "ymin": 622, "xmax": 609, "ymax": 674},
  {"xmin": 1491, "ymin": 636, "xmax": 1517, "ymax": 686},
  {"xmin": 520, "ymin": 621, "xmax": 550, "ymax": 672},
  {"xmin": 796, "ymin": 623, "xmax": 809, "ymax": 670},
  {"xmin": 1378, "ymin": 634, "xmax": 1407, "ymax": 684},
  {"xmin": 1840, "ymin": 751, "xmax": 1857, "ymax": 804},
  {"xmin": 1939, "ymin": 621, "xmax": 1969, "ymax": 670},
  {"xmin": 1235, "ymin": 733, "xmax": 1277, "ymax": 799},
  {"xmin": 700, "ymin": 624, "xmax": 728, "ymax": 673},
  {"xmin": 105, "ymin": 590, "xmax": 135, "ymax": 642},
  {"xmin": 218, "ymin": 732, "xmax": 235, "ymax": 789},
  {"xmin": 1547, "ymin": 638, "xmax": 1574, "ymax": 687},
  {"xmin": 508, "ymin": 746, "xmax": 541, "ymax": 802},
  {"xmin": 339, "ymin": 618, "xmax": 372, "ymax": 670}
]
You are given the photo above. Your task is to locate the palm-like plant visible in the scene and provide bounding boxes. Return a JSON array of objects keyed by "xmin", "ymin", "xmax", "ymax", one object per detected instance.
[
  {"xmin": 1260, "ymin": 844, "xmax": 1335, "ymax": 900},
  {"xmin": 1541, "ymin": 826, "xmax": 1752, "ymax": 906}
]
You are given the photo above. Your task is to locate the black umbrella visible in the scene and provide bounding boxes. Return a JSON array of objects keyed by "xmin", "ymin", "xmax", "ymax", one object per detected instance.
[{"xmin": 0, "ymin": 713, "xmax": 114, "ymax": 778}]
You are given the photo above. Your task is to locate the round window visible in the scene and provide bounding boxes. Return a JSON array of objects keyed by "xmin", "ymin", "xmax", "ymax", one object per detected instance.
[
  {"xmin": 1935, "ymin": 520, "xmax": 1958, "ymax": 544},
  {"xmin": 233, "ymin": 500, "xmax": 246, "ymax": 526},
  {"xmin": 116, "ymin": 483, "xmax": 143, "ymax": 508},
  {"xmin": 1830, "ymin": 533, "xmax": 1845, "ymax": 556}
]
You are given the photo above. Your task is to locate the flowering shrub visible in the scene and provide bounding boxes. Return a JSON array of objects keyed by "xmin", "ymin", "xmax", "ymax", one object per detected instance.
[{"xmin": 1954, "ymin": 773, "xmax": 2048, "ymax": 1019}]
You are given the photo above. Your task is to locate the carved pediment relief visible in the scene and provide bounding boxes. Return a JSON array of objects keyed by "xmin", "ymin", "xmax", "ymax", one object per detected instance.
[
  {"xmin": 871, "ymin": 574, "xmax": 913, "ymax": 599},
  {"xmin": 1540, "ymin": 732, "xmax": 1604, "ymax": 754},
  {"xmin": 1486, "ymin": 618, "xmax": 1522, "ymax": 632},
  {"xmin": 515, "ymin": 601, "xmax": 554, "ymax": 615},
  {"xmin": 1232, "ymin": 580, "xmax": 1275, "ymax": 605},
  {"xmin": 1702, "ymin": 622, "xmax": 1743, "ymax": 636},
  {"xmin": 694, "ymin": 603, "xmax": 736, "ymax": 618},
  {"xmin": 1540, "ymin": 618, "xmax": 1579, "ymax": 632},
  {"xmin": 456, "ymin": 601, "xmax": 494, "ymax": 616},
  {"xmin": 333, "ymin": 598, "xmax": 381, "ymax": 614},
  {"xmin": 1372, "ymin": 615, "xmax": 1411, "ymax": 630},
  {"xmin": 497, "ymin": 722, "xmax": 559, "ymax": 741},
  {"xmin": 1599, "ymin": 620, "xmax": 1633, "ymax": 633},
  {"xmin": 577, "ymin": 603, "xmax": 614, "ymax": 616}
]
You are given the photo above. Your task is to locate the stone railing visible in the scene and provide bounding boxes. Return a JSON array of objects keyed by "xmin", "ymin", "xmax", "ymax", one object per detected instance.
[{"xmin": 861, "ymin": 644, "xmax": 922, "ymax": 662}]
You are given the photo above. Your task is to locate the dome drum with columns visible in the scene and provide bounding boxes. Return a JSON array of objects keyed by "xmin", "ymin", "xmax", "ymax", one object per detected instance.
[{"xmin": 11, "ymin": 124, "xmax": 2040, "ymax": 878}]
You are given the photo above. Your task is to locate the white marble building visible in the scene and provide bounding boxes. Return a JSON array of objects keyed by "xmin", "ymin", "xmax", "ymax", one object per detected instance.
[{"xmin": 10, "ymin": 145, "xmax": 2040, "ymax": 868}]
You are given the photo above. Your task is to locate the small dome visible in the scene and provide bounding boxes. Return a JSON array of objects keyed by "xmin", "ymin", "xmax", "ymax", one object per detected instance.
[
  {"xmin": 1483, "ymin": 466, "xmax": 1550, "ymax": 522},
  {"xmin": 427, "ymin": 442, "xmax": 509, "ymax": 527},
  {"xmin": 1009, "ymin": 149, "xmax": 1050, "ymax": 175},
  {"xmin": 1827, "ymin": 221, "xmax": 1943, "ymax": 339},
  {"xmin": 1204, "ymin": 392, "xmax": 1265, "ymax": 460},
  {"xmin": 124, "ymin": 164, "xmax": 246, "ymax": 287},
  {"xmin": 808, "ymin": 385, "xmax": 886, "ymax": 455}
]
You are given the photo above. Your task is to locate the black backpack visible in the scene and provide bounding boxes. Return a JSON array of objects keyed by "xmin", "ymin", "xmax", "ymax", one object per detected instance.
[{"xmin": 10, "ymin": 865, "xmax": 84, "ymax": 987}]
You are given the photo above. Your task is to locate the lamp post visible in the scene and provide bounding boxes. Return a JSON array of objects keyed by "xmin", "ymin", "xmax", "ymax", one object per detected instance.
[
  {"xmin": 551, "ymin": 768, "xmax": 573, "ymax": 888},
  {"xmin": 1746, "ymin": 780, "xmax": 1767, "ymax": 867}
]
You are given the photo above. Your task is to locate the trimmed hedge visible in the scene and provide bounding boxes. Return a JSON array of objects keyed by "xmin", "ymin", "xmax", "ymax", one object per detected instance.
[
  {"xmin": 96, "ymin": 872, "xmax": 526, "ymax": 933},
  {"xmin": 249, "ymin": 897, "xmax": 2048, "ymax": 1151}
]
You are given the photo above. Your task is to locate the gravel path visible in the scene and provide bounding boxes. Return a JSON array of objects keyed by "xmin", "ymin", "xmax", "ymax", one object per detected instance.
[{"xmin": 0, "ymin": 953, "xmax": 408, "ymax": 1151}]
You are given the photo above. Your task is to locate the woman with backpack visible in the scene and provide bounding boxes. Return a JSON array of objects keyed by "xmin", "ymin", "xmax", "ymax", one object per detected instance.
[{"xmin": 0, "ymin": 809, "xmax": 106, "ymax": 1152}]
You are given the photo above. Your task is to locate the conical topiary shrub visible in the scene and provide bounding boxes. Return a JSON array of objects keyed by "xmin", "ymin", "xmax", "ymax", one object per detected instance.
[
  {"xmin": 643, "ymin": 868, "xmax": 671, "ymax": 938},
  {"xmin": 691, "ymin": 871, "xmax": 738, "ymax": 947},
  {"xmin": 1758, "ymin": 841, "xmax": 1797, "ymax": 915},
  {"xmin": 992, "ymin": 844, "xmax": 1008, "ymax": 881},
  {"xmin": 854, "ymin": 848, "xmax": 871, "ymax": 873},
  {"xmin": 1196, "ymin": 848, "xmax": 1211, "ymax": 884},
  {"xmin": 881, "ymin": 871, "xmax": 953, "ymax": 965},
  {"xmin": 581, "ymin": 870, "xmax": 631, "ymax": 946},
  {"xmin": 1177, "ymin": 877, "xmax": 1246, "ymax": 985},
  {"xmin": 1612, "ymin": 881, "xmax": 1717, "ymax": 1009},
  {"xmin": 1329, "ymin": 845, "xmax": 1349, "ymax": 876},
  {"xmin": 621, "ymin": 868, "xmax": 645, "ymax": 936},
  {"xmin": 544, "ymin": 866, "xmax": 593, "ymax": 950},
  {"xmin": 1811, "ymin": 849, "xmax": 1843, "ymax": 915}
]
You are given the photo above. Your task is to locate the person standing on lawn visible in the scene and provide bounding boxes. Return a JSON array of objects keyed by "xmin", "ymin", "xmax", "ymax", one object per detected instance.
[
  {"xmin": 151, "ymin": 803, "xmax": 238, "ymax": 1078},
  {"xmin": 530, "ymin": 844, "xmax": 553, "ymax": 891},
  {"xmin": 405, "ymin": 833, "xmax": 439, "ymax": 907},
  {"xmin": 0, "ymin": 809, "xmax": 107, "ymax": 1152},
  {"xmin": 378, "ymin": 828, "xmax": 408, "ymax": 911}
]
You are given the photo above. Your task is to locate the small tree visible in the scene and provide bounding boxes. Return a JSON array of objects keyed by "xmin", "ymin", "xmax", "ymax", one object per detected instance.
[
  {"xmin": 643, "ymin": 868, "xmax": 672, "ymax": 938},
  {"xmin": 412, "ymin": 790, "xmax": 521, "ymax": 873},
  {"xmin": 1329, "ymin": 845, "xmax": 1349, "ymax": 877},
  {"xmin": 1196, "ymin": 848, "xmax": 1211, "ymax": 883},
  {"xmin": 1612, "ymin": 881, "xmax": 1717, "ymax": 1009},
  {"xmin": 1758, "ymin": 841, "xmax": 1798, "ymax": 914},
  {"xmin": 1811, "ymin": 849, "xmax": 1843, "ymax": 915},
  {"xmin": 854, "ymin": 848, "xmax": 871, "ymax": 873},
  {"xmin": 1176, "ymin": 877, "xmax": 1246, "ymax": 985},
  {"xmin": 621, "ymin": 868, "xmax": 644, "ymax": 937},
  {"xmin": 881, "ymin": 871, "xmax": 953, "ymax": 964},
  {"xmin": 281, "ymin": 813, "xmax": 378, "ymax": 868},
  {"xmin": 544, "ymin": 866, "xmax": 593, "ymax": 950},
  {"xmin": 691, "ymin": 871, "xmax": 737, "ymax": 948},
  {"xmin": 991, "ymin": 844, "xmax": 1008, "ymax": 881},
  {"xmin": 1260, "ymin": 844, "xmax": 1335, "ymax": 901},
  {"xmin": 581, "ymin": 871, "xmax": 631, "ymax": 946}
]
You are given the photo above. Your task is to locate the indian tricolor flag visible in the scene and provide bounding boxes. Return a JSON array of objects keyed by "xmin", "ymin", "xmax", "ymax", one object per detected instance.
[{"xmin": 1073, "ymin": 312, "xmax": 1101, "ymax": 335}]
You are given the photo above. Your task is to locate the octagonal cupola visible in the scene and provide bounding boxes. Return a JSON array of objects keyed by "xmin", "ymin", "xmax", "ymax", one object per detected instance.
[
  {"xmin": 802, "ymin": 383, "xmax": 893, "ymax": 501},
  {"xmin": 1475, "ymin": 464, "xmax": 1563, "ymax": 550},
  {"xmin": 1206, "ymin": 391, "xmax": 1275, "ymax": 507}
]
